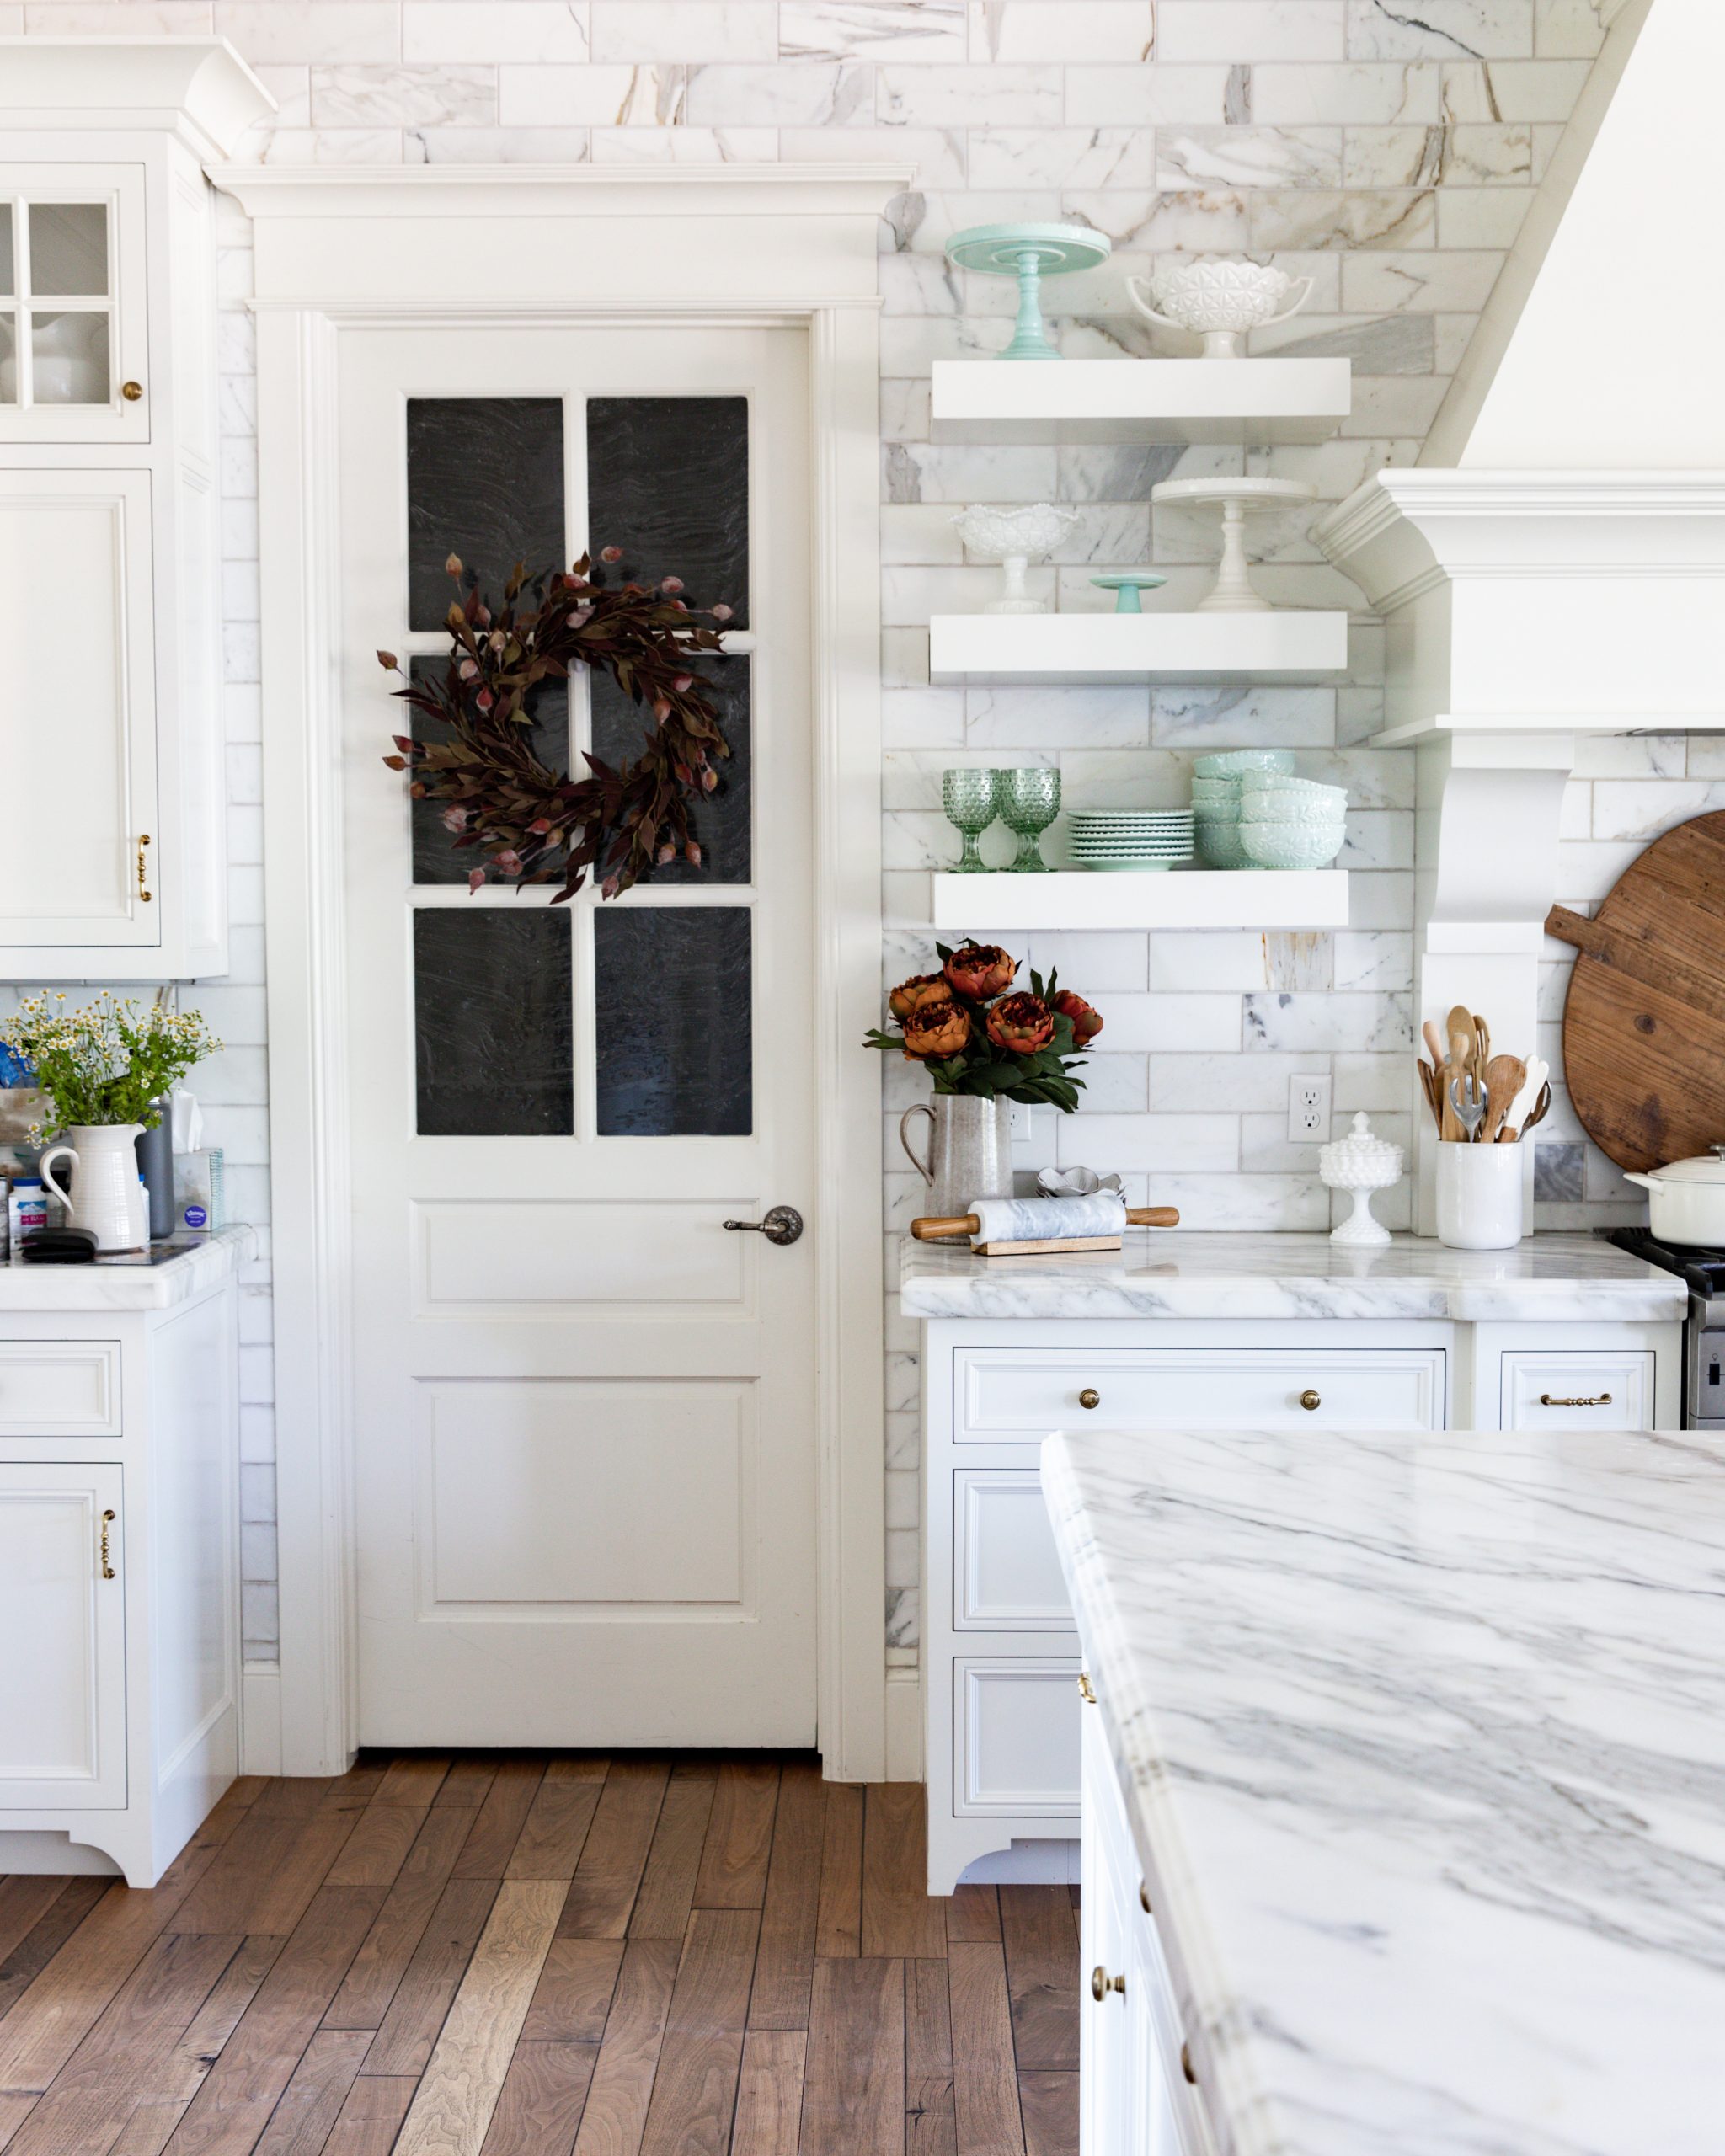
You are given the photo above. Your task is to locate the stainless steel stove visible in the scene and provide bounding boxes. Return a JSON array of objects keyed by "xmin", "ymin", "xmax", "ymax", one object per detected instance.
[{"xmin": 1606, "ymin": 1227, "xmax": 1725, "ymax": 1428}]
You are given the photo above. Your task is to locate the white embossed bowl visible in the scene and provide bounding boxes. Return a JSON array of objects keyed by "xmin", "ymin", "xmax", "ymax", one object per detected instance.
[
  {"xmin": 1239, "ymin": 819, "xmax": 1345, "ymax": 870},
  {"xmin": 951, "ymin": 503, "xmax": 1081, "ymax": 614},
  {"xmin": 1126, "ymin": 258, "xmax": 1314, "ymax": 358}
]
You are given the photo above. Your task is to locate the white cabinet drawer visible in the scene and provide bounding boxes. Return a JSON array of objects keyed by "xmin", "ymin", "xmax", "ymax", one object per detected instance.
[
  {"xmin": 0, "ymin": 1342, "xmax": 120, "ymax": 1436},
  {"xmin": 954, "ymin": 1348, "xmax": 1444, "ymax": 1443},
  {"xmin": 954, "ymin": 1470, "xmax": 1071, "ymax": 1632},
  {"xmin": 1500, "ymin": 1350, "xmax": 1653, "ymax": 1431},
  {"xmin": 954, "ymin": 1657, "xmax": 1080, "ymax": 1817}
]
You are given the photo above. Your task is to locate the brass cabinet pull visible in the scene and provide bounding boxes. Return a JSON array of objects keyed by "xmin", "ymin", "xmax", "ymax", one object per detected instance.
[
  {"xmin": 1078, "ymin": 1387, "xmax": 1101, "ymax": 1410},
  {"xmin": 1077, "ymin": 1671, "xmax": 1097, "ymax": 1705},
  {"xmin": 1091, "ymin": 1966, "xmax": 1124, "ymax": 2003},
  {"xmin": 136, "ymin": 833, "xmax": 152, "ymax": 903},
  {"xmin": 1181, "ymin": 2041, "xmax": 1197, "ymax": 2086},
  {"xmin": 121, "ymin": 380, "xmax": 143, "ymax": 401},
  {"xmin": 99, "ymin": 1508, "xmax": 115, "ymax": 1580},
  {"xmin": 1139, "ymin": 1879, "xmax": 1151, "ymax": 1914},
  {"xmin": 1299, "ymin": 1389, "xmax": 1321, "ymax": 1412},
  {"xmin": 1540, "ymin": 1392, "xmax": 1611, "ymax": 1408}
]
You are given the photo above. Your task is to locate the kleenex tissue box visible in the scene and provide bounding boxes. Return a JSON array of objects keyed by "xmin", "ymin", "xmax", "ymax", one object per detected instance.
[{"xmin": 174, "ymin": 1147, "xmax": 225, "ymax": 1234}]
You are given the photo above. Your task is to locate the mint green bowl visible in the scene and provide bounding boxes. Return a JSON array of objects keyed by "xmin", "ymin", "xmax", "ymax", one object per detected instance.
[{"xmin": 1239, "ymin": 819, "xmax": 1345, "ymax": 869}]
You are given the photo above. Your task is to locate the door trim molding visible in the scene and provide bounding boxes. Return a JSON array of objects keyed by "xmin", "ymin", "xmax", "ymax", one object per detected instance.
[{"xmin": 230, "ymin": 166, "xmax": 900, "ymax": 1780}]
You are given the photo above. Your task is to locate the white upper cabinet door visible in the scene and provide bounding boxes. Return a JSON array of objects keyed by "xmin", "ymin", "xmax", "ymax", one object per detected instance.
[
  {"xmin": 0, "ymin": 468, "xmax": 159, "ymax": 949},
  {"xmin": 0, "ymin": 167, "xmax": 148, "ymax": 446},
  {"xmin": 0, "ymin": 1460, "xmax": 127, "ymax": 1811}
]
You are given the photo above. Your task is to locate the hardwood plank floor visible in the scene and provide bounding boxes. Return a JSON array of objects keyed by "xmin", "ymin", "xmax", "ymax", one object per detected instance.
[{"xmin": 0, "ymin": 1753, "xmax": 1078, "ymax": 2156}]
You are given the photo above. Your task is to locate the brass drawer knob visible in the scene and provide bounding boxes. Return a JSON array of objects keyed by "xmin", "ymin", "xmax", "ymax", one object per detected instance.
[
  {"xmin": 1091, "ymin": 1966, "xmax": 1124, "ymax": 2003},
  {"xmin": 1299, "ymin": 1389, "xmax": 1321, "ymax": 1412},
  {"xmin": 1181, "ymin": 2041, "xmax": 1197, "ymax": 2086},
  {"xmin": 1078, "ymin": 1387, "xmax": 1101, "ymax": 1410},
  {"xmin": 121, "ymin": 379, "xmax": 143, "ymax": 401},
  {"xmin": 1077, "ymin": 1671, "xmax": 1097, "ymax": 1705},
  {"xmin": 1139, "ymin": 1879, "xmax": 1151, "ymax": 1914},
  {"xmin": 1540, "ymin": 1392, "xmax": 1611, "ymax": 1408}
]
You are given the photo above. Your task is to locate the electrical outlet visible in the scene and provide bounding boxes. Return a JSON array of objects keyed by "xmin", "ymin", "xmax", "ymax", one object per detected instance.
[
  {"xmin": 1289, "ymin": 1074, "xmax": 1332, "ymax": 1144},
  {"xmin": 1009, "ymin": 1101, "xmax": 1049, "ymax": 1145}
]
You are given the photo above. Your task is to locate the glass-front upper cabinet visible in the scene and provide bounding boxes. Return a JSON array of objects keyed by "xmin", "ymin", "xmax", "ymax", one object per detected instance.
[{"xmin": 0, "ymin": 167, "xmax": 148, "ymax": 445}]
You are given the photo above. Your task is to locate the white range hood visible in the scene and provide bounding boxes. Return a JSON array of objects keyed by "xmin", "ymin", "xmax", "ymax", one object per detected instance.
[{"xmin": 1313, "ymin": 0, "xmax": 1725, "ymax": 1221}]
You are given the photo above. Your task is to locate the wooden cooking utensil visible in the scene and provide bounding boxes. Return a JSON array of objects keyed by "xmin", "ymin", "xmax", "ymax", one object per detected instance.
[
  {"xmin": 1545, "ymin": 810, "xmax": 1725, "ymax": 1173},
  {"xmin": 1482, "ymin": 1054, "xmax": 1525, "ymax": 1145},
  {"xmin": 1422, "ymin": 1018, "xmax": 1448, "ymax": 1073},
  {"xmin": 1444, "ymin": 1007, "xmax": 1474, "ymax": 1141},
  {"xmin": 1471, "ymin": 1014, "xmax": 1491, "ymax": 1091},
  {"xmin": 1416, "ymin": 1059, "xmax": 1444, "ymax": 1132}
]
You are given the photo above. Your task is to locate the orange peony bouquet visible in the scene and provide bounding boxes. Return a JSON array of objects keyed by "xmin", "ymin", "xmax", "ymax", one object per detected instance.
[{"xmin": 864, "ymin": 941, "xmax": 1101, "ymax": 1113}]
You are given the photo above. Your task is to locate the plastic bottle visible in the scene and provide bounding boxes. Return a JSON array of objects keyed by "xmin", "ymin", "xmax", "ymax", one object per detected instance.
[{"xmin": 8, "ymin": 1177, "xmax": 48, "ymax": 1251}]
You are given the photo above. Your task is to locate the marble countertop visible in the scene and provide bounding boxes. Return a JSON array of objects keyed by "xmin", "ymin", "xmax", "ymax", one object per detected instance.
[
  {"xmin": 900, "ymin": 1230, "xmax": 1684, "ymax": 1322},
  {"xmin": 0, "ymin": 1225, "xmax": 254, "ymax": 1310},
  {"xmin": 1043, "ymin": 1423, "xmax": 1725, "ymax": 2156}
]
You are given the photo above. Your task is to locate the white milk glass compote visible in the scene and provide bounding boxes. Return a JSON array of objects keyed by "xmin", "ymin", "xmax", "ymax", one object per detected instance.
[{"xmin": 952, "ymin": 504, "xmax": 1081, "ymax": 615}]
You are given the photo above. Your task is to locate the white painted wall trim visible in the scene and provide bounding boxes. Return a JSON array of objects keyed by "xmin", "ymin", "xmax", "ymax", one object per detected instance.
[
  {"xmin": 240, "ymin": 1663, "xmax": 283, "ymax": 1778},
  {"xmin": 227, "ymin": 165, "xmax": 902, "ymax": 1782}
]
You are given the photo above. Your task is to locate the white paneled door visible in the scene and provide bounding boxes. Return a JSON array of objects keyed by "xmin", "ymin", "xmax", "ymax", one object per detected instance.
[{"xmin": 339, "ymin": 327, "xmax": 818, "ymax": 1747}]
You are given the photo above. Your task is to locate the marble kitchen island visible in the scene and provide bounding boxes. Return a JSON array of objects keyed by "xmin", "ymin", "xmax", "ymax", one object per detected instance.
[
  {"xmin": 903, "ymin": 1233, "xmax": 1688, "ymax": 1890},
  {"xmin": 1043, "ymin": 1422, "xmax": 1725, "ymax": 2156}
]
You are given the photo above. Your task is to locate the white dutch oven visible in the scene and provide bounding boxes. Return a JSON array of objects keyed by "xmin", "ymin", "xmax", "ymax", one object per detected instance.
[{"xmin": 1623, "ymin": 1145, "xmax": 1725, "ymax": 1244}]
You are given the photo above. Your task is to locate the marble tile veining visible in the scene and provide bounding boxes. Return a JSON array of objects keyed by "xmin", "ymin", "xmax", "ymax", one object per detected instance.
[
  {"xmin": 899, "ymin": 1230, "xmax": 1685, "ymax": 1320},
  {"xmin": 1043, "ymin": 1422, "xmax": 1725, "ymax": 2155}
]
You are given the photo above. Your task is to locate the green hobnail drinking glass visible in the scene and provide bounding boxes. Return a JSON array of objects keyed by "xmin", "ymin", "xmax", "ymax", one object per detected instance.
[
  {"xmin": 997, "ymin": 767, "xmax": 1060, "ymax": 873},
  {"xmin": 943, "ymin": 767, "xmax": 1001, "ymax": 874}
]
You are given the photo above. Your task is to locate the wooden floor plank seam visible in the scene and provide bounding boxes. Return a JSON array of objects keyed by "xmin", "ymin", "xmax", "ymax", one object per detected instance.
[{"xmin": 0, "ymin": 1754, "xmax": 1079, "ymax": 2156}]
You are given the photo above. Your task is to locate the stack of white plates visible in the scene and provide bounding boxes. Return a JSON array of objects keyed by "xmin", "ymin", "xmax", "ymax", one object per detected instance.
[{"xmin": 1068, "ymin": 808, "xmax": 1195, "ymax": 873}]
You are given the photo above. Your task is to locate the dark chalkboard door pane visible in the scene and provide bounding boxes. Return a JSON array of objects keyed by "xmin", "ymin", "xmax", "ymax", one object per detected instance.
[
  {"xmin": 407, "ymin": 396, "xmax": 564, "ymax": 631},
  {"xmin": 594, "ymin": 907, "xmax": 752, "ymax": 1136},
  {"xmin": 589, "ymin": 656, "xmax": 750, "ymax": 885},
  {"xmin": 407, "ymin": 658, "xmax": 570, "ymax": 886},
  {"xmin": 414, "ymin": 908, "xmax": 574, "ymax": 1135},
  {"xmin": 586, "ymin": 396, "xmax": 749, "ymax": 628}
]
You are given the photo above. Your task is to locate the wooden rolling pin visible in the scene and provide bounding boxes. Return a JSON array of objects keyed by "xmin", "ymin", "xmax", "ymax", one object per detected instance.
[{"xmin": 911, "ymin": 1206, "xmax": 1180, "ymax": 1241}]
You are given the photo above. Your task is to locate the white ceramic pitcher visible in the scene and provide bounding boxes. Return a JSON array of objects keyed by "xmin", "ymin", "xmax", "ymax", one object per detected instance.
[{"xmin": 39, "ymin": 1123, "xmax": 148, "ymax": 1252}]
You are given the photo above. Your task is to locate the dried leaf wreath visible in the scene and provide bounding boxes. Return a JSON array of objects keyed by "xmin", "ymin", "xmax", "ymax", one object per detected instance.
[{"xmin": 379, "ymin": 547, "xmax": 732, "ymax": 900}]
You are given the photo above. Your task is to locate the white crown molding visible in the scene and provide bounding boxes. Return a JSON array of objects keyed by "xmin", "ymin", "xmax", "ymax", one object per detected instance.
[
  {"xmin": 210, "ymin": 164, "xmax": 915, "ymax": 221},
  {"xmin": 211, "ymin": 164, "xmax": 911, "ymax": 311},
  {"xmin": 0, "ymin": 38, "xmax": 274, "ymax": 159}
]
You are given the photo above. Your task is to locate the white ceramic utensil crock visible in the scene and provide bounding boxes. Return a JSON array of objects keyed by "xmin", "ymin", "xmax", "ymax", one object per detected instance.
[
  {"xmin": 39, "ymin": 1123, "xmax": 149, "ymax": 1252},
  {"xmin": 1435, "ymin": 1141, "xmax": 1524, "ymax": 1252},
  {"xmin": 1621, "ymin": 1146, "xmax": 1725, "ymax": 1244}
]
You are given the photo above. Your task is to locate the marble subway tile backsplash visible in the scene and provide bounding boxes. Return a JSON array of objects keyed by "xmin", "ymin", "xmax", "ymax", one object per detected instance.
[{"xmin": 12, "ymin": 0, "xmax": 1655, "ymax": 1671}]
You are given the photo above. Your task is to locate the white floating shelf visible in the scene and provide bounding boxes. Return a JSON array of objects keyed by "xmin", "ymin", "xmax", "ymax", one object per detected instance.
[
  {"xmin": 930, "ymin": 609, "xmax": 1350, "ymax": 686},
  {"xmin": 933, "ymin": 870, "xmax": 1350, "ymax": 932},
  {"xmin": 932, "ymin": 357, "xmax": 1352, "ymax": 446}
]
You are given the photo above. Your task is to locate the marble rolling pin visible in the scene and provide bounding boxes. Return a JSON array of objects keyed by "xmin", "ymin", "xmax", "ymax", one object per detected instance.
[{"xmin": 910, "ymin": 1192, "xmax": 1179, "ymax": 1256}]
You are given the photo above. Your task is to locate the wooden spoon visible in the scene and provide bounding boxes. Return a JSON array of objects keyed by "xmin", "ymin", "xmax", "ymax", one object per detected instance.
[
  {"xmin": 1471, "ymin": 1013, "xmax": 1492, "ymax": 1091},
  {"xmin": 1482, "ymin": 1054, "xmax": 1525, "ymax": 1144},
  {"xmin": 1422, "ymin": 1018, "xmax": 1448, "ymax": 1072},
  {"xmin": 1444, "ymin": 1006, "xmax": 1474, "ymax": 1141}
]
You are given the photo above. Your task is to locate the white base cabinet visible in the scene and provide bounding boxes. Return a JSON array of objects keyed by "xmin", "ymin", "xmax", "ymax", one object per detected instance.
[
  {"xmin": 0, "ymin": 1260, "xmax": 243, "ymax": 1885},
  {"xmin": 1081, "ymin": 1706, "xmax": 1215, "ymax": 2156},
  {"xmin": 922, "ymin": 1312, "xmax": 1680, "ymax": 1892}
]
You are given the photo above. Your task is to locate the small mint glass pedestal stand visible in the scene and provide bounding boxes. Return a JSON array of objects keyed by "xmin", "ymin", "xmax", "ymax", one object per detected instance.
[
  {"xmin": 1091, "ymin": 572, "xmax": 1168, "ymax": 614},
  {"xmin": 945, "ymin": 222, "xmax": 1113, "ymax": 361}
]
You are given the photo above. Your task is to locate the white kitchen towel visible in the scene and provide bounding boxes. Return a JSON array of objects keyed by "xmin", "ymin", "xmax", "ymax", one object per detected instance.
[{"xmin": 967, "ymin": 1193, "xmax": 1126, "ymax": 1245}]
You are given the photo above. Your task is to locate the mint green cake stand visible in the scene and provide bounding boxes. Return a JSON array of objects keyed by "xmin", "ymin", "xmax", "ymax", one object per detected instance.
[
  {"xmin": 946, "ymin": 221, "xmax": 1113, "ymax": 362},
  {"xmin": 1092, "ymin": 572, "xmax": 1169, "ymax": 614}
]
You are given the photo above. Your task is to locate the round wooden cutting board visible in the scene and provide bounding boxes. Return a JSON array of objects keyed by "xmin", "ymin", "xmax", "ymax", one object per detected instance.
[{"xmin": 1545, "ymin": 809, "xmax": 1725, "ymax": 1175}]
